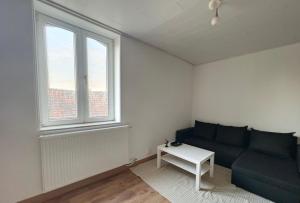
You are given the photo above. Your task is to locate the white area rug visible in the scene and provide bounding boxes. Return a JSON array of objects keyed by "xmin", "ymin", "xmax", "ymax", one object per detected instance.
[{"xmin": 131, "ymin": 159, "xmax": 273, "ymax": 203}]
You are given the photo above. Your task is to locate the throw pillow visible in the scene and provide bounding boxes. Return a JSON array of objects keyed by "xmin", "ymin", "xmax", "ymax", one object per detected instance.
[
  {"xmin": 192, "ymin": 120, "xmax": 217, "ymax": 141},
  {"xmin": 216, "ymin": 124, "xmax": 248, "ymax": 147},
  {"xmin": 249, "ymin": 128, "xmax": 296, "ymax": 159}
]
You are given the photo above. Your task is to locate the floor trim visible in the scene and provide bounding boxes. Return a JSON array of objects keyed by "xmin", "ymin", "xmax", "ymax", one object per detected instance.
[
  {"xmin": 131, "ymin": 154, "xmax": 157, "ymax": 167},
  {"xmin": 19, "ymin": 154, "xmax": 157, "ymax": 203}
]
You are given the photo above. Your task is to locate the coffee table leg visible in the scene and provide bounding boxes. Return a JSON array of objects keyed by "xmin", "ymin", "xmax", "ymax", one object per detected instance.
[
  {"xmin": 196, "ymin": 163, "xmax": 201, "ymax": 190},
  {"xmin": 157, "ymin": 148, "xmax": 161, "ymax": 168},
  {"xmin": 210, "ymin": 155, "xmax": 214, "ymax": 178}
]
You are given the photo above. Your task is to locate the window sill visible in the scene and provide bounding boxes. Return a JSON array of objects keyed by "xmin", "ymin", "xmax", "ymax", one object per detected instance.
[{"xmin": 39, "ymin": 122, "xmax": 130, "ymax": 139}]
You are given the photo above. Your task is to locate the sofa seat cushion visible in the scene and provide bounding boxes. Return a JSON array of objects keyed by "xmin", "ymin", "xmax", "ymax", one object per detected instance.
[
  {"xmin": 213, "ymin": 143, "xmax": 245, "ymax": 168},
  {"xmin": 232, "ymin": 150, "xmax": 300, "ymax": 194},
  {"xmin": 183, "ymin": 137, "xmax": 244, "ymax": 168}
]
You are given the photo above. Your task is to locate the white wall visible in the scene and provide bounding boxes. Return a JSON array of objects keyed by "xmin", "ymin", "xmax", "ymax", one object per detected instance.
[
  {"xmin": 0, "ymin": 1, "xmax": 42, "ymax": 203},
  {"xmin": 0, "ymin": 1, "xmax": 193, "ymax": 202},
  {"xmin": 192, "ymin": 43, "xmax": 300, "ymax": 137},
  {"xmin": 122, "ymin": 37, "xmax": 193, "ymax": 159}
]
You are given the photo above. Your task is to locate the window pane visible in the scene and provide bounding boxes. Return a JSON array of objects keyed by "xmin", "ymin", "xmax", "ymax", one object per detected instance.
[
  {"xmin": 45, "ymin": 25, "xmax": 78, "ymax": 121},
  {"xmin": 86, "ymin": 37, "xmax": 108, "ymax": 118}
]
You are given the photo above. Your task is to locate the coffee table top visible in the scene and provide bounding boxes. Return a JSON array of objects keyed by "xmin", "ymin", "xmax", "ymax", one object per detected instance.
[{"xmin": 158, "ymin": 144, "xmax": 214, "ymax": 164}]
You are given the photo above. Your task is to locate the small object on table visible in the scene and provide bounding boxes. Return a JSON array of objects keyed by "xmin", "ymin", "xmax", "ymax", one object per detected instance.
[
  {"xmin": 165, "ymin": 139, "xmax": 169, "ymax": 147},
  {"xmin": 171, "ymin": 141, "xmax": 182, "ymax": 147}
]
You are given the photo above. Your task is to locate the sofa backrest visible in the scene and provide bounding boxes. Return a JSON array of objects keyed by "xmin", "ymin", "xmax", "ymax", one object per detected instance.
[
  {"xmin": 193, "ymin": 120, "xmax": 217, "ymax": 141},
  {"xmin": 215, "ymin": 124, "xmax": 248, "ymax": 147},
  {"xmin": 191, "ymin": 121, "xmax": 297, "ymax": 156},
  {"xmin": 248, "ymin": 128, "xmax": 297, "ymax": 159}
]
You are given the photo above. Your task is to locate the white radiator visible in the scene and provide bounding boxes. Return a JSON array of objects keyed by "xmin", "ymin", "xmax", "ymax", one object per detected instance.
[{"xmin": 40, "ymin": 127, "xmax": 129, "ymax": 192}]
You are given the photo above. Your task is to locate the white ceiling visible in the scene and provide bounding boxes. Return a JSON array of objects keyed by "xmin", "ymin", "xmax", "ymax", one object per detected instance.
[{"xmin": 50, "ymin": 0, "xmax": 300, "ymax": 65}]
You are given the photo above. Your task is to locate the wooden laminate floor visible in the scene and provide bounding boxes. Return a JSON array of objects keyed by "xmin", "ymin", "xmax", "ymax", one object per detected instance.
[{"xmin": 46, "ymin": 170, "xmax": 169, "ymax": 203}]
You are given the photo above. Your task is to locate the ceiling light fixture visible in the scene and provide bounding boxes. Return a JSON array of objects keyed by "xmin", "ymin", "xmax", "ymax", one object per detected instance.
[
  {"xmin": 209, "ymin": 0, "xmax": 222, "ymax": 26},
  {"xmin": 211, "ymin": 8, "xmax": 219, "ymax": 26},
  {"xmin": 208, "ymin": 0, "xmax": 222, "ymax": 10}
]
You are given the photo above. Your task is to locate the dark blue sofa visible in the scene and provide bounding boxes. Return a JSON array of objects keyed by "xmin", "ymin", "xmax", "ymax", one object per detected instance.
[
  {"xmin": 176, "ymin": 121, "xmax": 249, "ymax": 168},
  {"xmin": 175, "ymin": 121, "xmax": 300, "ymax": 203}
]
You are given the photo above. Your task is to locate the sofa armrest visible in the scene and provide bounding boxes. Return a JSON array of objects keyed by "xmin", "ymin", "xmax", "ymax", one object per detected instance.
[
  {"xmin": 297, "ymin": 145, "xmax": 300, "ymax": 173},
  {"xmin": 175, "ymin": 127, "xmax": 193, "ymax": 142}
]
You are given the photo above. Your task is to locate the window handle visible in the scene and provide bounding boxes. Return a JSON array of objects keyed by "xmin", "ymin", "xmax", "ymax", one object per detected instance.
[{"xmin": 84, "ymin": 75, "xmax": 88, "ymax": 85}]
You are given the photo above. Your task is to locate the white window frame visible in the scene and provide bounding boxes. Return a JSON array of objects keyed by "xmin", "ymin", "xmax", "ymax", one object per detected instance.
[
  {"xmin": 36, "ymin": 13, "xmax": 117, "ymax": 129},
  {"xmin": 83, "ymin": 31, "xmax": 115, "ymax": 123}
]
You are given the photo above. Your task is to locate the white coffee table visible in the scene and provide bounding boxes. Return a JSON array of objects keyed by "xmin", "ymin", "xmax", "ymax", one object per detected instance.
[{"xmin": 157, "ymin": 144, "xmax": 214, "ymax": 191}]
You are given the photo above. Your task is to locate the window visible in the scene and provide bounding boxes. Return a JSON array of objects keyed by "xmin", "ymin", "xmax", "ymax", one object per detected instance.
[{"xmin": 36, "ymin": 14, "xmax": 119, "ymax": 129}]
